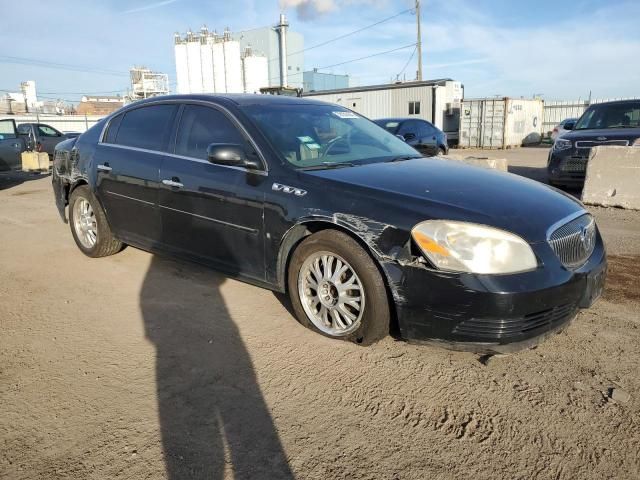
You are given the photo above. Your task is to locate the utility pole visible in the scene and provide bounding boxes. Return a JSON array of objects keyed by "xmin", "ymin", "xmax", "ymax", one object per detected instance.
[{"xmin": 416, "ymin": 0, "xmax": 423, "ymax": 81}]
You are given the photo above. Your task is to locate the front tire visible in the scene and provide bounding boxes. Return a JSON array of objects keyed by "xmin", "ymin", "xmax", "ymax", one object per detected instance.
[
  {"xmin": 69, "ymin": 185, "xmax": 122, "ymax": 257},
  {"xmin": 287, "ymin": 230, "xmax": 390, "ymax": 345}
]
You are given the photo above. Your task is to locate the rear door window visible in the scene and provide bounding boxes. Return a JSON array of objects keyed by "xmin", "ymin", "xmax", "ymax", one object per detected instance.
[
  {"xmin": 104, "ymin": 113, "xmax": 123, "ymax": 144},
  {"xmin": 115, "ymin": 104, "xmax": 177, "ymax": 152},
  {"xmin": 38, "ymin": 125, "xmax": 60, "ymax": 137},
  {"xmin": 17, "ymin": 124, "xmax": 31, "ymax": 135},
  {"xmin": 175, "ymin": 104, "xmax": 246, "ymax": 160}
]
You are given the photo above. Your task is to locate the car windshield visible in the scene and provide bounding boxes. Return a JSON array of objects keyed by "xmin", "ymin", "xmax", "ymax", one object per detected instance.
[
  {"xmin": 240, "ymin": 103, "xmax": 420, "ymax": 169},
  {"xmin": 574, "ymin": 102, "xmax": 640, "ymax": 130}
]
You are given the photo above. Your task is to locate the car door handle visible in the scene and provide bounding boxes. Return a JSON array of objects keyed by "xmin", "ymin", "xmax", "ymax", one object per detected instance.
[
  {"xmin": 97, "ymin": 164, "xmax": 112, "ymax": 172},
  {"xmin": 162, "ymin": 179, "xmax": 184, "ymax": 188}
]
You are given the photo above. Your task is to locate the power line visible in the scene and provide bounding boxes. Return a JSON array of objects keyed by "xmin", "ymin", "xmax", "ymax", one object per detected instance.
[
  {"xmin": 396, "ymin": 45, "xmax": 417, "ymax": 80},
  {"xmin": 268, "ymin": 7, "xmax": 415, "ymax": 63},
  {"xmin": 269, "ymin": 43, "xmax": 417, "ymax": 82},
  {"xmin": 0, "ymin": 55, "xmax": 129, "ymax": 77}
]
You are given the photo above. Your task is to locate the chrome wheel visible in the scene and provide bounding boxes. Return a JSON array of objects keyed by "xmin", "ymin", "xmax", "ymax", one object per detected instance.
[
  {"xmin": 73, "ymin": 197, "xmax": 97, "ymax": 249},
  {"xmin": 297, "ymin": 251, "xmax": 365, "ymax": 336}
]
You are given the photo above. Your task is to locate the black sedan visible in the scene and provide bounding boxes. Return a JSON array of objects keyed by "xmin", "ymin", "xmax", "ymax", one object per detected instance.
[
  {"xmin": 548, "ymin": 100, "xmax": 640, "ymax": 188},
  {"xmin": 373, "ymin": 117, "xmax": 448, "ymax": 156},
  {"xmin": 52, "ymin": 95, "xmax": 606, "ymax": 352}
]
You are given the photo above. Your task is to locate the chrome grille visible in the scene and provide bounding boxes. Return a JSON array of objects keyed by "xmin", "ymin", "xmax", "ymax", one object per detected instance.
[
  {"xmin": 575, "ymin": 140, "xmax": 629, "ymax": 148},
  {"xmin": 548, "ymin": 214, "xmax": 596, "ymax": 269}
]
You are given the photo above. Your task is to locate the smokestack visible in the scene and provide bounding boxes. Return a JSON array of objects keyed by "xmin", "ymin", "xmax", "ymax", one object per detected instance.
[{"xmin": 276, "ymin": 13, "xmax": 289, "ymax": 87}]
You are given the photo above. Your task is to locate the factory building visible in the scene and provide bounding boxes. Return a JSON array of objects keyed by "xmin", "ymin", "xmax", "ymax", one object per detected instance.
[
  {"xmin": 174, "ymin": 17, "xmax": 302, "ymax": 95},
  {"xmin": 174, "ymin": 14, "xmax": 303, "ymax": 94},
  {"xmin": 303, "ymin": 69, "xmax": 349, "ymax": 92},
  {"xmin": 175, "ymin": 27, "xmax": 246, "ymax": 94},
  {"xmin": 303, "ymin": 79, "xmax": 464, "ymax": 143},
  {"xmin": 232, "ymin": 22, "xmax": 304, "ymax": 89},
  {"xmin": 129, "ymin": 67, "xmax": 170, "ymax": 100}
]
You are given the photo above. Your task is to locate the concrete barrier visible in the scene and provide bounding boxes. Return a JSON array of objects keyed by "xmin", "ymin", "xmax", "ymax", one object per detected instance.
[
  {"xmin": 21, "ymin": 152, "xmax": 50, "ymax": 172},
  {"xmin": 582, "ymin": 146, "xmax": 640, "ymax": 210},
  {"xmin": 442, "ymin": 154, "xmax": 508, "ymax": 172}
]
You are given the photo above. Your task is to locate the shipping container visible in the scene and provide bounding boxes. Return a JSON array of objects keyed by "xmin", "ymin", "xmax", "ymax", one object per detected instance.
[
  {"xmin": 459, "ymin": 98, "xmax": 543, "ymax": 149},
  {"xmin": 303, "ymin": 79, "xmax": 463, "ymax": 143}
]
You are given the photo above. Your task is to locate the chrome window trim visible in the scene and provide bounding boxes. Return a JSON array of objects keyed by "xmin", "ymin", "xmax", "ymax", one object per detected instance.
[
  {"xmin": 97, "ymin": 98, "xmax": 269, "ymax": 175},
  {"xmin": 98, "ymin": 143, "xmax": 268, "ymax": 176},
  {"xmin": 159, "ymin": 204, "xmax": 258, "ymax": 234},
  {"xmin": 545, "ymin": 210, "xmax": 589, "ymax": 240}
]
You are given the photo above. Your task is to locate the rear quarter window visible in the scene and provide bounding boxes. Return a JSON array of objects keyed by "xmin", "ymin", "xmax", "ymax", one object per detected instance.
[{"xmin": 114, "ymin": 104, "xmax": 178, "ymax": 152}]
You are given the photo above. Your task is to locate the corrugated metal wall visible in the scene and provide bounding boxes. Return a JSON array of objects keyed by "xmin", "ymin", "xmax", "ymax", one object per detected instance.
[
  {"xmin": 542, "ymin": 97, "xmax": 640, "ymax": 135},
  {"xmin": 459, "ymin": 98, "xmax": 543, "ymax": 148},
  {"xmin": 306, "ymin": 85, "xmax": 448, "ymax": 127},
  {"xmin": 504, "ymin": 98, "xmax": 543, "ymax": 146}
]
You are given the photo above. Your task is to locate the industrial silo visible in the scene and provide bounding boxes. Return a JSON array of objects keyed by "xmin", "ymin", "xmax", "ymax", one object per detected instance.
[
  {"xmin": 174, "ymin": 33, "xmax": 189, "ymax": 94},
  {"xmin": 185, "ymin": 30, "xmax": 203, "ymax": 94},
  {"xmin": 200, "ymin": 26, "xmax": 215, "ymax": 93},
  {"xmin": 242, "ymin": 48, "xmax": 268, "ymax": 94},
  {"xmin": 222, "ymin": 29, "xmax": 243, "ymax": 93}
]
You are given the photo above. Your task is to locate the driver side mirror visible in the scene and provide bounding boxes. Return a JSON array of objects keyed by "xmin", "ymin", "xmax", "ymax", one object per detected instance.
[
  {"xmin": 563, "ymin": 121, "xmax": 575, "ymax": 131},
  {"xmin": 207, "ymin": 143, "xmax": 261, "ymax": 170}
]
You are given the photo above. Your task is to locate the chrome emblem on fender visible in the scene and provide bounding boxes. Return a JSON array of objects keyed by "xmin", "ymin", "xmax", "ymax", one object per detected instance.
[{"xmin": 272, "ymin": 183, "xmax": 307, "ymax": 196}]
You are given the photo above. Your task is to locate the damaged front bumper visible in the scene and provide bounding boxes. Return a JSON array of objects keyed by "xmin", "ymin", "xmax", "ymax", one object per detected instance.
[{"xmin": 384, "ymin": 235, "xmax": 607, "ymax": 353}]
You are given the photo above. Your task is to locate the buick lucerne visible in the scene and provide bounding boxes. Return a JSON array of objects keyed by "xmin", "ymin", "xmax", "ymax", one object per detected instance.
[{"xmin": 52, "ymin": 95, "xmax": 606, "ymax": 351}]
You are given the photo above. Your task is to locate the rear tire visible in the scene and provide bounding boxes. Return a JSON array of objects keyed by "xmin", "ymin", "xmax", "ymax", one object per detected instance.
[
  {"xmin": 287, "ymin": 230, "xmax": 390, "ymax": 346},
  {"xmin": 69, "ymin": 185, "xmax": 122, "ymax": 258}
]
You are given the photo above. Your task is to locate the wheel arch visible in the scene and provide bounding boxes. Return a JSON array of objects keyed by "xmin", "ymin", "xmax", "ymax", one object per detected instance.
[{"xmin": 276, "ymin": 219, "xmax": 400, "ymax": 335}]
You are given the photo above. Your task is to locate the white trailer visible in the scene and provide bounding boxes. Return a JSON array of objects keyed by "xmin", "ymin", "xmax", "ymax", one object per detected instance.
[{"xmin": 302, "ymin": 79, "xmax": 463, "ymax": 143}]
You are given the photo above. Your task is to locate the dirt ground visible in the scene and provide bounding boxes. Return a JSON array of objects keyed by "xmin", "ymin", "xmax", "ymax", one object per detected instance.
[{"xmin": 1, "ymin": 149, "xmax": 640, "ymax": 480}]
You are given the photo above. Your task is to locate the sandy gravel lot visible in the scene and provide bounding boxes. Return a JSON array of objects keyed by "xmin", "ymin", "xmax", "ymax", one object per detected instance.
[{"xmin": 1, "ymin": 154, "xmax": 639, "ymax": 479}]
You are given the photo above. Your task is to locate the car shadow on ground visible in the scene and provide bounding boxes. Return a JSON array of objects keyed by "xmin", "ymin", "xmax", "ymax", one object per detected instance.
[
  {"xmin": 0, "ymin": 171, "xmax": 48, "ymax": 191},
  {"xmin": 140, "ymin": 255, "xmax": 294, "ymax": 479}
]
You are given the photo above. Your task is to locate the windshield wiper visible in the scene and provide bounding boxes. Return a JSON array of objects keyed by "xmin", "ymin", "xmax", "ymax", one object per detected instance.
[
  {"xmin": 299, "ymin": 162, "xmax": 357, "ymax": 171},
  {"xmin": 387, "ymin": 155, "xmax": 423, "ymax": 162}
]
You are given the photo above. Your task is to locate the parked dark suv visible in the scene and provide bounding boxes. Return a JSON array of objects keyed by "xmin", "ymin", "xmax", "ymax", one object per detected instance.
[
  {"xmin": 547, "ymin": 100, "xmax": 640, "ymax": 187},
  {"xmin": 52, "ymin": 95, "xmax": 606, "ymax": 351}
]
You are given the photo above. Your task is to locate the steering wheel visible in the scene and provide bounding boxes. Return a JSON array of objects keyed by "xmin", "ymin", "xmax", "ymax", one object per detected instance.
[{"xmin": 321, "ymin": 134, "xmax": 350, "ymax": 157}]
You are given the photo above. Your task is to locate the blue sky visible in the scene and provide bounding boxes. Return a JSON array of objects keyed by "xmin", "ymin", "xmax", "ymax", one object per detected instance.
[{"xmin": 0, "ymin": 0, "xmax": 638, "ymax": 103}]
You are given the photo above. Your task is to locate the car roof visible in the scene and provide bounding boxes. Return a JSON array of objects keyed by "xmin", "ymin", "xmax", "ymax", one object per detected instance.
[
  {"xmin": 374, "ymin": 118, "xmax": 428, "ymax": 124},
  {"xmin": 588, "ymin": 99, "xmax": 640, "ymax": 107},
  {"xmin": 129, "ymin": 93, "xmax": 333, "ymax": 108}
]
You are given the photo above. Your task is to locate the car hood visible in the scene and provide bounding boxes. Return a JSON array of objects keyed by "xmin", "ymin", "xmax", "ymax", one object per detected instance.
[
  {"xmin": 305, "ymin": 158, "xmax": 585, "ymax": 243},
  {"xmin": 564, "ymin": 127, "xmax": 640, "ymax": 142}
]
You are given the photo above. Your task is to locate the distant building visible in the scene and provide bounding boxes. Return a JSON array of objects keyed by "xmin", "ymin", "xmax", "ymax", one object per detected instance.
[
  {"xmin": 129, "ymin": 66, "xmax": 170, "ymax": 100},
  {"xmin": 76, "ymin": 95, "xmax": 123, "ymax": 116},
  {"xmin": 303, "ymin": 69, "xmax": 349, "ymax": 92},
  {"xmin": 233, "ymin": 23, "xmax": 304, "ymax": 89},
  {"xmin": 174, "ymin": 17, "xmax": 304, "ymax": 94},
  {"xmin": 303, "ymin": 79, "xmax": 464, "ymax": 143},
  {"xmin": 0, "ymin": 80, "xmax": 40, "ymax": 113}
]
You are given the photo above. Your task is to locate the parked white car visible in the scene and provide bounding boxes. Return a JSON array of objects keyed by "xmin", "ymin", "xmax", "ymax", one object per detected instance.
[{"xmin": 551, "ymin": 118, "xmax": 578, "ymax": 141}]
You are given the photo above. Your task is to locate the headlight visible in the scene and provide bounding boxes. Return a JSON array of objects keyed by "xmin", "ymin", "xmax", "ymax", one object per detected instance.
[
  {"xmin": 553, "ymin": 138, "xmax": 572, "ymax": 151},
  {"xmin": 411, "ymin": 221, "xmax": 537, "ymax": 274}
]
